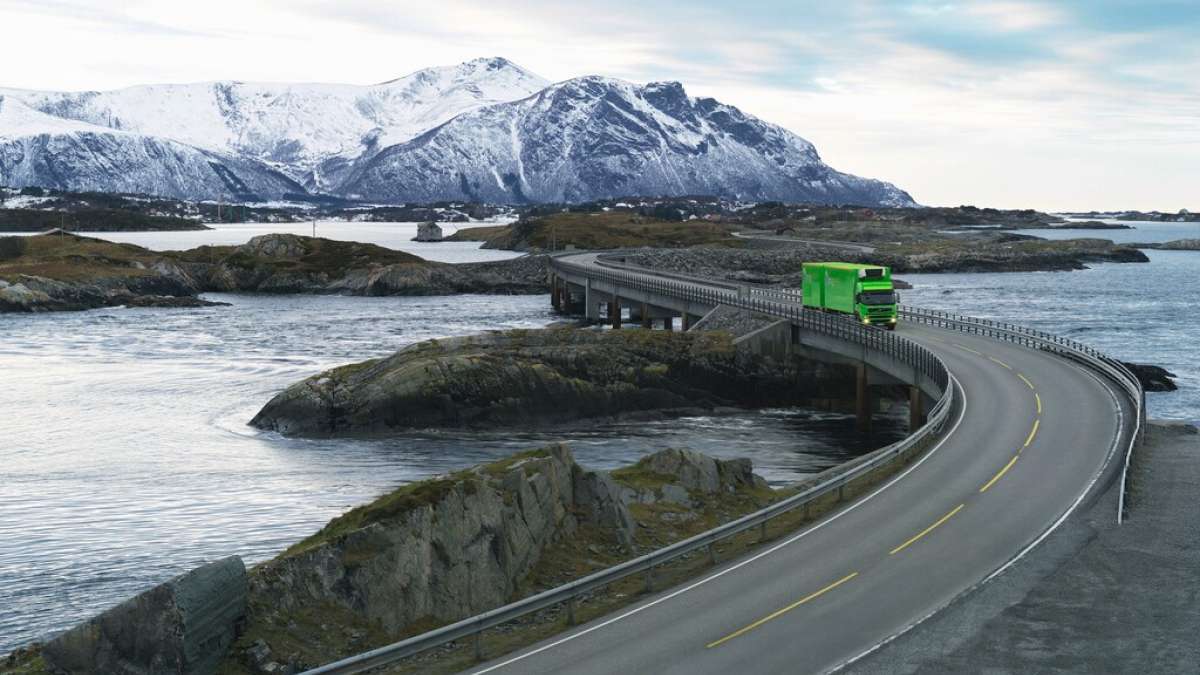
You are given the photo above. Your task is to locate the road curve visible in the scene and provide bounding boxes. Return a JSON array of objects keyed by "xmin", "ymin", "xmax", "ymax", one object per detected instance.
[{"xmin": 469, "ymin": 275, "xmax": 1133, "ymax": 673}]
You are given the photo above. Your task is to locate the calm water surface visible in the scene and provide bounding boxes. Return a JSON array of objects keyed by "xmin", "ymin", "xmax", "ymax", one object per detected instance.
[
  {"xmin": 4, "ymin": 220, "xmax": 521, "ymax": 263},
  {"xmin": 905, "ymin": 220, "xmax": 1197, "ymax": 423},
  {"xmin": 2, "ymin": 221, "xmax": 1191, "ymax": 652},
  {"xmin": 0, "ymin": 225, "xmax": 903, "ymax": 651}
]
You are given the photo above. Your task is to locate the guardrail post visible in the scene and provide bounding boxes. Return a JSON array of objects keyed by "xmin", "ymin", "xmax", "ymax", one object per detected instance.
[
  {"xmin": 584, "ymin": 278, "xmax": 597, "ymax": 323},
  {"xmin": 909, "ymin": 386, "xmax": 925, "ymax": 432},
  {"xmin": 645, "ymin": 565, "xmax": 655, "ymax": 593},
  {"xmin": 473, "ymin": 629, "xmax": 483, "ymax": 662},
  {"xmin": 760, "ymin": 520, "xmax": 768, "ymax": 542},
  {"xmin": 707, "ymin": 543, "xmax": 717, "ymax": 566},
  {"xmin": 567, "ymin": 595, "xmax": 577, "ymax": 626}
]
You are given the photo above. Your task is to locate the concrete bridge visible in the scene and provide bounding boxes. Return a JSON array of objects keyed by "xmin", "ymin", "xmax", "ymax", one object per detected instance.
[
  {"xmin": 551, "ymin": 251, "xmax": 941, "ymax": 433},
  {"xmin": 493, "ymin": 251, "xmax": 1145, "ymax": 674},
  {"xmin": 306, "ymin": 251, "xmax": 1144, "ymax": 675}
]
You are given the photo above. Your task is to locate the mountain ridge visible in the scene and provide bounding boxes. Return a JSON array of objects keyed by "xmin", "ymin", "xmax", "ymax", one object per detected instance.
[{"xmin": 0, "ymin": 58, "xmax": 916, "ymax": 207}]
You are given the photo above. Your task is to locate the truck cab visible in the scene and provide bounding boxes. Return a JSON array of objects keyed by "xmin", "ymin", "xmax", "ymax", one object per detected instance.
[{"xmin": 801, "ymin": 262, "xmax": 899, "ymax": 329}]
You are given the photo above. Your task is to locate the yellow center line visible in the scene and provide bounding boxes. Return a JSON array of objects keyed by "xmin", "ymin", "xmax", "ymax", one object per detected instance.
[
  {"xmin": 979, "ymin": 454, "xmax": 1019, "ymax": 493},
  {"xmin": 954, "ymin": 343, "xmax": 984, "ymax": 356},
  {"xmin": 988, "ymin": 356, "xmax": 1013, "ymax": 370},
  {"xmin": 889, "ymin": 504, "xmax": 965, "ymax": 556},
  {"xmin": 1035, "ymin": 392, "xmax": 1042, "ymax": 414},
  {"xmin": 1017, "ymin": 373, "xmax": 1035, "ymax": 390},
  {"xmin": 706, "ymin": 572, "xmax": 860, "ymax": 649},
  {"xmin": 1024, "ymin": 418, "xmax": 1040, "ymax": 448}
]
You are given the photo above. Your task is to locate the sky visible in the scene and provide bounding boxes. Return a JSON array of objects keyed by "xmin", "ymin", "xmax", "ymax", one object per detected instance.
[{"xmin": 0, "ymin": 0, "xmax": 1196, "ymax": 211}]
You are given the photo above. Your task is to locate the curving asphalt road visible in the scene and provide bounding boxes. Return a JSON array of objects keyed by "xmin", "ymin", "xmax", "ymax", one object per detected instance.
[{"xmin": 468, "ymin": 267, "xmax": 1134, "ymax": 674}]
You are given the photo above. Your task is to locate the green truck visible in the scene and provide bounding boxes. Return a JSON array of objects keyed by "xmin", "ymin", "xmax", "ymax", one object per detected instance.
[{"xmin": 802, "ymin": 262, "xmax": 899, "ymax": 329}]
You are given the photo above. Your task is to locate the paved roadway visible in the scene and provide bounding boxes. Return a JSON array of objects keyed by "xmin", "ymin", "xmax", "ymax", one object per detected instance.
[{"xmin": 469, "ymin": 277, "xmax": 1133, "ymax": 673}]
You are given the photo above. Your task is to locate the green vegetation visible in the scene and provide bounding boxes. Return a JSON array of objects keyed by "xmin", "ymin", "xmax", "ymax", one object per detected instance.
[
  {"xmin": 0, "ymin": 649, "xmax": 48, "ymax": 675},
  {"xmin": 279, "ymin": 476, "xmax": 471, "ymax": 560},
  {"xmin": 450, "ymin": 212, "xmax": 742, "ymax": 251},
  {"xmin": 0, "ymin": 233, "xmax": 160, "ymax": 282}
]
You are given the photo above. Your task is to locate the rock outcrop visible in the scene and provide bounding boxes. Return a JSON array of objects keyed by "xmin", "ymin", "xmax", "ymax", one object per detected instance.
[
  {"xmin": 249, "ymin": 328, "xmax": 837, "ymax": 436},
  {"xmin": 249, "ymin": 445, "xmax": 632, "ymax": 637},
  {"xmin": 234, "ymin": 445, "xmax": 770, "ymax": 671},
  {"xmin": 1122, "ymin": 362, "xmax": 1178, "ymax": 392},
  {"xmin": 623, "ymin": 239, "xmax": 1148, "ymax": 286},
  {"xmin": 41, "ymin": 556, "xmax": 247, "ymax": 675},
  {"xmin": 0, "ymin": 232, "xmax": 548, "ymax": 312},
  {"xmin": 1132, "ymin": 238, "xmax": 1200, "ymax": 251}
]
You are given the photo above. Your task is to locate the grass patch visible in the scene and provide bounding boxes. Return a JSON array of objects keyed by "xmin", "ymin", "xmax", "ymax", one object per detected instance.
[
  {"xmin": 0, "ymin": 650, "xmax": 48, "ymax": 675},
  {"xmin": 0, "ymin": 233, "xmax": 160, "ymax": 282},
  {"xmin": 456, "ymin": 212, "xmax": 743, "ymax": 251},
  {"xmin": 279, "ymin": 477, "xmax": 466, "ymax": 559}
]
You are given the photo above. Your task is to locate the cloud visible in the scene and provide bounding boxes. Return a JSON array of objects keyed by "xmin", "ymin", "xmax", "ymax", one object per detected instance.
[
  {"xmin": 0, "ymin": 0, "xmax": 1194, "ymax": 209},
  {"xmin": 962, "ymin": 1, "xmax": 1065, "ymax": 31}
]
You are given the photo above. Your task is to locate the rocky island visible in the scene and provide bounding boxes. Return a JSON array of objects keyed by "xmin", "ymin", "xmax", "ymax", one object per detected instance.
[
  {"xmin": 250, "ymin": 327, "xmax": 856, "ymax": 436},
  {"xmin": 450, "ymin": 206, "xmax": 1149, "ymax": 274},
  {"xmin": 0, "ymin": 232, "xmax": 547, "ymax": 312}
]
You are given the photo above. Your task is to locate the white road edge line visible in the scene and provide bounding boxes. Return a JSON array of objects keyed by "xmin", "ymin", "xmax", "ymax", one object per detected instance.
[
  {"xmin": 469, "ymin": 374, "xmax": 968, "ymax": 675},
  {"xmin": 832, "ymin": 358, "xmax": 1128, "ymax": 674}
]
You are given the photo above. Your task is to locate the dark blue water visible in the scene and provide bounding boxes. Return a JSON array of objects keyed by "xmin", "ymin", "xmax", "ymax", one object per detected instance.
[
  {"xmin": 903, "ymin": 220, "xmax": 1197, "ymax": 423},
  {"xmin": 0, "ymin": 293, "xmax": 903, "ymax": 653},
  {"xmin": 2, "ymin": 220, "xmax": 1191, "ymax": 654}
]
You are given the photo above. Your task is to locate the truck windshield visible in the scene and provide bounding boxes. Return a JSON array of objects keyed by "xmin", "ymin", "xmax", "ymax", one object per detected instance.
[{"xmin": 859, "ymin": 291, "xmax": 896, "ymax": 305}]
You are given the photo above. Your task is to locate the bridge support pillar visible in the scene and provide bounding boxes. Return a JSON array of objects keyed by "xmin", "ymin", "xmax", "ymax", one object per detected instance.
[
  {"xmin": 641, "ymin": 303, "xmax": 652, "ymax": 329},
  {"xmin": 681, "ymin": 312, "xmax": 691, "ymax": 332},
  {"xmin": 551, "ymin": 276, "xmax": 561, "ymax": 312},
  {"xmin": 585, "ymin": 279, "xmax": 598, "ymax": 322},
  {"xmin": 663, "ymin": 316, "xmax": 674, "ymax": 332},
  {"xmin": 909, "ymin": 385, "xmax": 925, "ymax": 432},
  {"xmin": 609, "ymin": 299, "xmax": 621, "ymax": 329},
  {"xmin": 856, "ymin": 362, "xmax": 872, "ymax": 433}
]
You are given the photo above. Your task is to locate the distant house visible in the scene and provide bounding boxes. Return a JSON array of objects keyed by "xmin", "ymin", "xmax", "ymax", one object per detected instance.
[{"xmin": 414, "ymin": 221, "xmax": 443, "ymax": 242}]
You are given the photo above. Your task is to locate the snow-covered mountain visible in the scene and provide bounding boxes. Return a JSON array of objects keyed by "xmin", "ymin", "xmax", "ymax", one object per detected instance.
[
  {"xmin": 0, "ymin": 57, "xmax": 548, "ymax": 192},
  {"xmin": 0, "ymin": 58, "xmax": 916, "ymax": 206},
  {"xmin": 0, "ymin": 96, "xmax": 303, "ymax": 200},
  {"xmin": 344, "ymin": 78, "xmax": 915, "ymax": 207}
]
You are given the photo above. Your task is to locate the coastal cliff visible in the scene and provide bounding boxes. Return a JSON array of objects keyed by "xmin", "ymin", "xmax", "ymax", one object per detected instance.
[
  {"xmin": 2, "ymin": 446, "xmax": 775, "ymax": 675},
  {"xmin": 228, "ymin": 444, "xmax": 771, "ymax": 673}
]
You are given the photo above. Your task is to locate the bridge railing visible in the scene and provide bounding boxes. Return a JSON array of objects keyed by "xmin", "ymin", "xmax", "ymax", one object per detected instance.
[
  {"xmin": 302, "ymin": 262, "xmax": 956, "ymax": 675},
  {"xmin": 562, "ymin": 256, "xmax": 947, "ymax": 388},
  {"xmin": 899, "ymin": 307, "xmax": 1146, "ymax": 524}
]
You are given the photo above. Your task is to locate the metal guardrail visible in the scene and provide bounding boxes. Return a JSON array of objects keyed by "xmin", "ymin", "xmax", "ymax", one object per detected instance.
[
  {"xmin": 303, "ymin": 260, "xmax": 955, "ymax": 675},
  {"xmin": 306, "ymin": 260, "xmax": 1144, "ymax": 675},
  {"xmin": 899, "ymin": 307, "xmax": 1146, "ymax": 524}
]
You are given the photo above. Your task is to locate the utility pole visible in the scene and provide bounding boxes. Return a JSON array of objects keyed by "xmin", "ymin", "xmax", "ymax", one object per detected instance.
[{"xmin": 312, "ymin": 218, "xmax": 317, "ymax": 238}]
